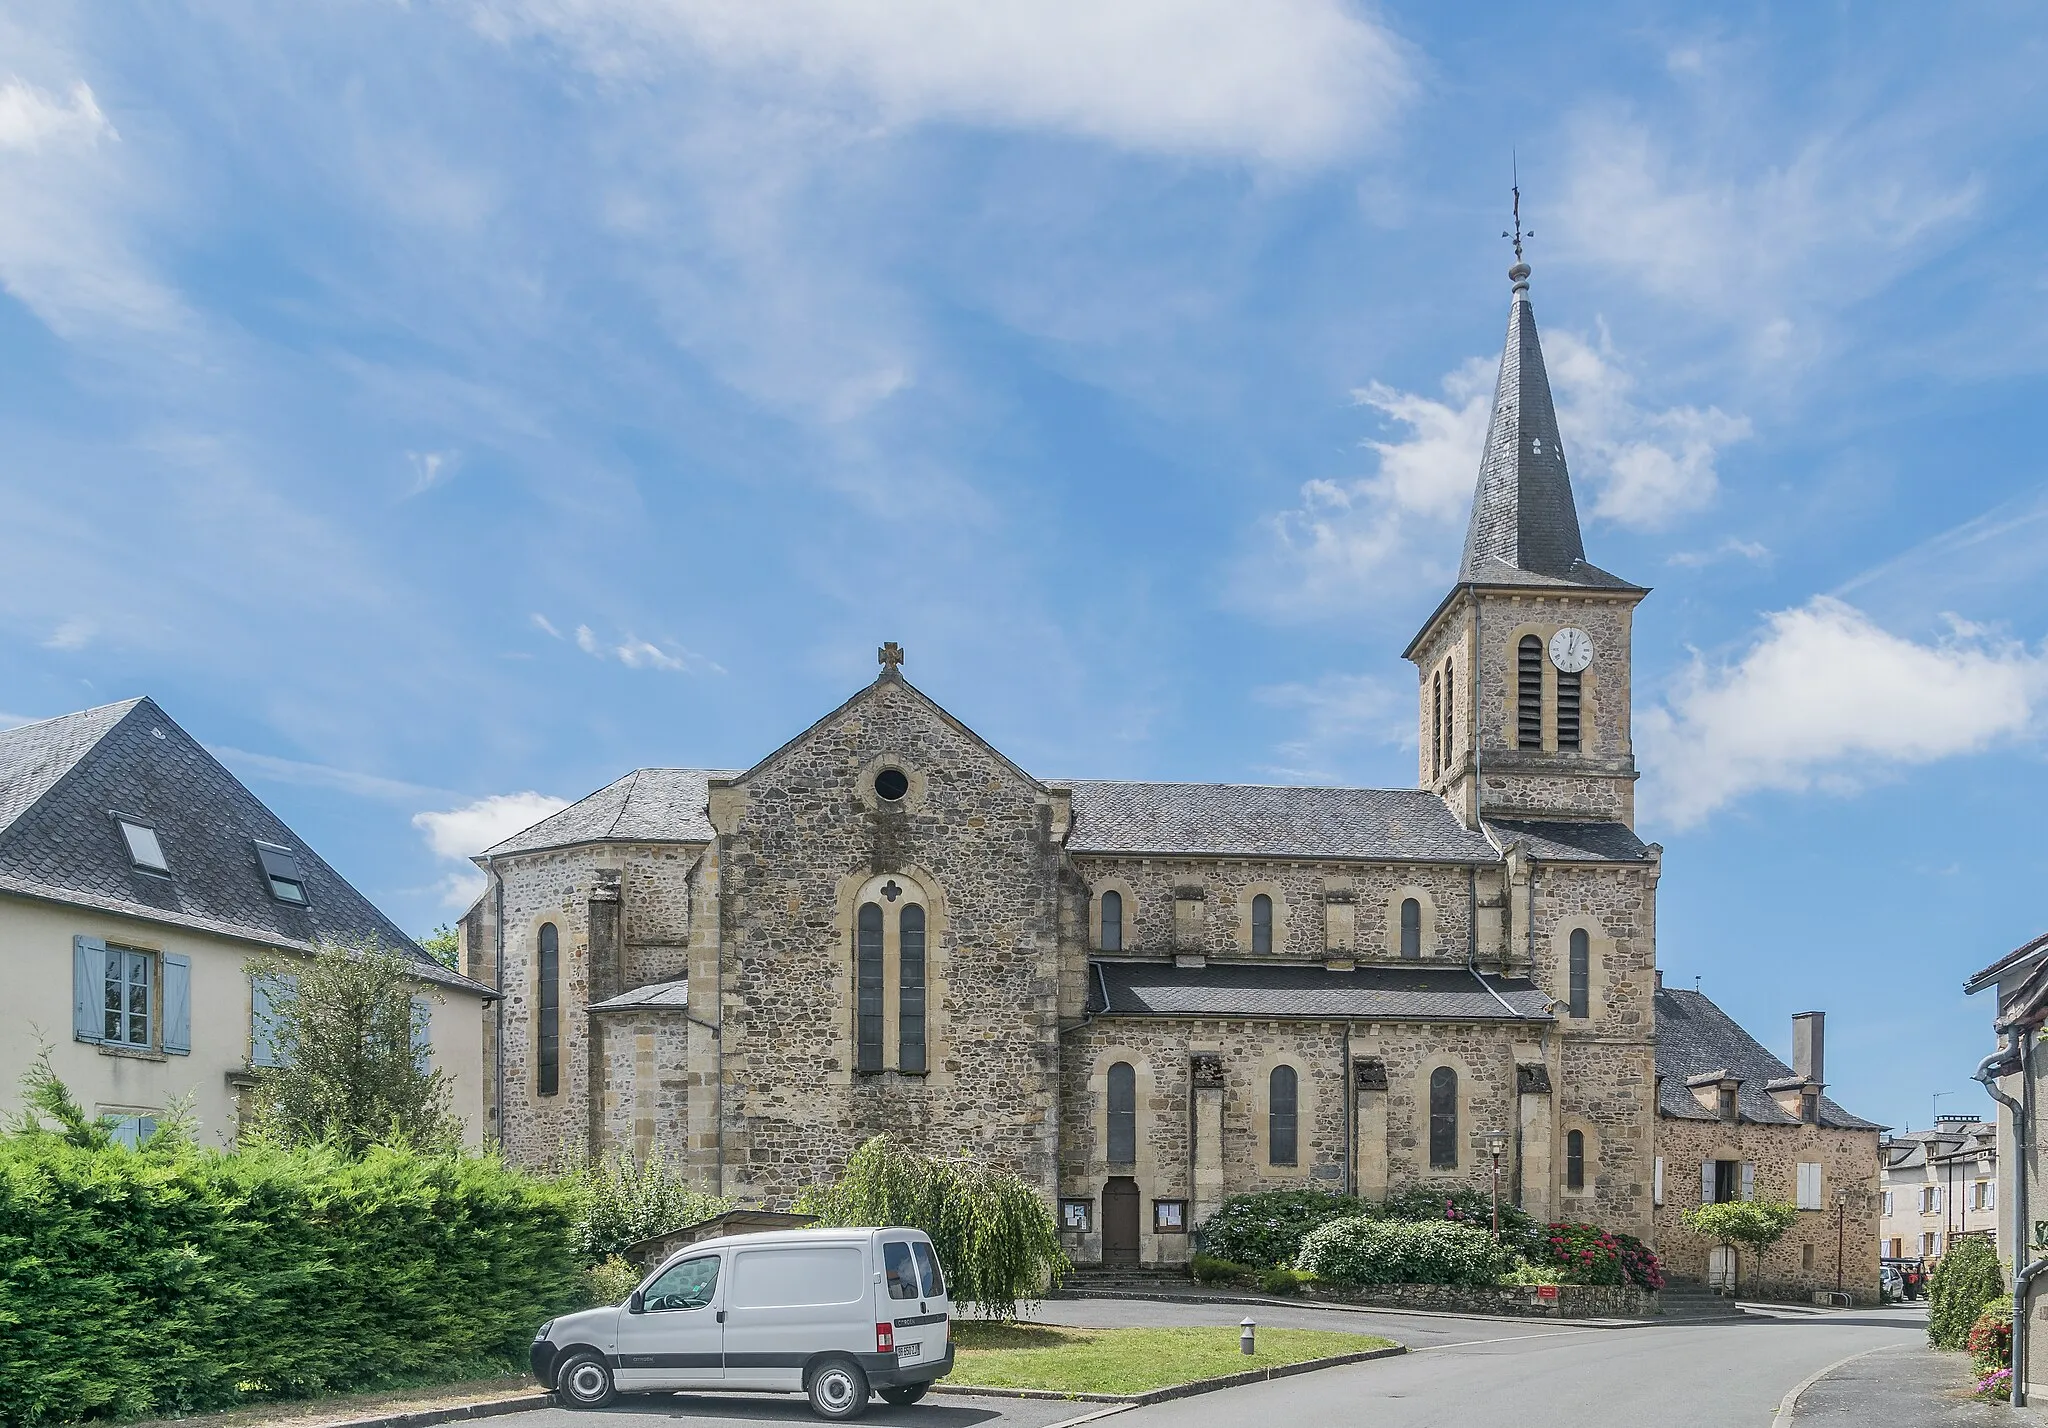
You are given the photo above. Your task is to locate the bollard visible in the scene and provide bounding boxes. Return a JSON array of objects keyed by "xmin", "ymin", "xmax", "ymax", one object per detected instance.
[{"xmin": 1240, "ymin": 1317, "xmax": 1256, "ymax": 1355}]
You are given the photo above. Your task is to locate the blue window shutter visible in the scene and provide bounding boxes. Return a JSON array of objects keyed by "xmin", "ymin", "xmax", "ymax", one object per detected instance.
[
  {"xmin": 410, "ymin": 994, "xmax": 431, "ymax": 1071},
  {"xmin": 251, "ymin": 974, "xmax": 295, "ymax": 1068},
  {"xmin": 73, "ymin": 936, "xmax": 108, "ymax": 1042},
  {"xmin": 162, "ymin": 954, "xmax": 192, "ymax": 1055}
]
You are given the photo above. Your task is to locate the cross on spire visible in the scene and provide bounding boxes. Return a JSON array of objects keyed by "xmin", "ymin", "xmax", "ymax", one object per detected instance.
[
  {"xmin": 1501, "ymin": 155, "xmax": 1534, "ymax": 268},
  {"xmin": 877, "ymin": 641, "xmax": 905, "ymax": 674}
]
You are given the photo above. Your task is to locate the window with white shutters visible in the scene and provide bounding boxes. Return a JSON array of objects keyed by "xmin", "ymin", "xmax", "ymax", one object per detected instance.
[{"xmin": 1797, "ymin": 1162, "xmax": 1823, "ymax": 1210}]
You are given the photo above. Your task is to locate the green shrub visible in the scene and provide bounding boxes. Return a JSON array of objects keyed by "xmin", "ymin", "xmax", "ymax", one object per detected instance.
[
  {"xmin": 0, "ymin": 1130, "xmax": 582, "ymax": 1426},
  {"xmin": 796, "ymin": 1134, "xmax": 1070, "ymax": 1319},
  {"xmin": 562, "ymin": 1147, "xmax": 730, "ymax": 1264},
  {"xmin": 1197, "ymin": 1190, "xmax": 1371, "ymax": 1269},
  {"xmin": 1190, "ymin": 1253, "xmax": 1253, "ymax": 1286},
  {"xmin": 1378, "ymin": 1184, "xmax": 1535, "ymax": 1245},
  {"xmin": 1259, "ymin": 1266, "xmax": 1316, "ymax": 1296},
  {"xmin": 1930, "ymin": 1237, "xmax": 2007, "ymax": 1351},
  {"xmin": 583, "ymin": 1255, "xmax": 642, "ymax": 1307},
  {"xmin": 1296, "ymin": 1215, "xmax": 1510, "ymax": 1288}
]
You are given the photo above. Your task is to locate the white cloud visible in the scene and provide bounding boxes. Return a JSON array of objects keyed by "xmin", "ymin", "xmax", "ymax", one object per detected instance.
[
  {"xmin": 1253, "ymin": 672, "xmax": 1405, "ymax": 780},
  {"xmin": 406, "ymin": 449, "xmax": 458, "ymax": 494},
  {"xmin": 1640, "ymin": 596, "xmax": 2048, "ymax": 827},
  {"xmin": 530, "ymin": 612, "xmax": 562, "ymax": 638},
  {"xmin": 0, "ymin": 78, "xmax": 110, "ymax": 151},
  {"xmin": 1667, "ymin": 536, "xmax": 1770, "ymax": 570},
  {"xmin": 413, "ymin": 791, "xmax": 572, "ymax": 907},
  {"xmin": 42, "ymin": 616, "xmax": 95, "ymax": 650},
  {"xmin": 574, "ymin": 622, "xmax": 722, "ymax": 673},
  {"xmin": 213, "ymin": 746, "xmax": 451, "ymax": 804},
  {"xmin": 1252, "ymin": 333, "xmax": 1746, "ymax": 616},
  {"xmin": 482, "ymin": 0, "xmax": 1412, "ymax": 167}
]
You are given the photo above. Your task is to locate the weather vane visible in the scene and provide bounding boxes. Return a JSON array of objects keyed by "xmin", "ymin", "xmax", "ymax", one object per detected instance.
[{"xmin": 1501, "ymin": 153, "xmax": 1533, "ymax": 263}]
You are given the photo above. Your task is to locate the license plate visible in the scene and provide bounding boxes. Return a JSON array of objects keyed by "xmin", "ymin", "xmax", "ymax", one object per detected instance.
[{"xmin": 896, "ymin": 1342, "xmax": 922, "ymax": 1362}]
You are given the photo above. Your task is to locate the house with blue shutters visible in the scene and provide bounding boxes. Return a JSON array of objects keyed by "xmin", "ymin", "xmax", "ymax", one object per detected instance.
[{"xmin": 0, "ymin": 697, "xmax": 492, "ymax": 1146}]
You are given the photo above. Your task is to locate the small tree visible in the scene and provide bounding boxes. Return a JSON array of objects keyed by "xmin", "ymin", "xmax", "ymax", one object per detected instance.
[
  {"xmin": 1681, "ymin": 1198, "xmax": 1800, "ymax": 1297},
  {"xmin": 561, "ymin": 1146, "xmax": 732, "ymax": 1263},
  {"xmin": 796, "ymin": 1134, "xmax": 1070, "ymax": 1319},
  {"xmin": 1929, "ymin": 1235, "xmax": 2006, "ymax": 1350},
  {"xmin": 417, "ymin": 925, "xmax": 461, "ymax": 971},
  {"xmin": 242, "ymin": 940, "xmax": 458, "ymax": 1156}
]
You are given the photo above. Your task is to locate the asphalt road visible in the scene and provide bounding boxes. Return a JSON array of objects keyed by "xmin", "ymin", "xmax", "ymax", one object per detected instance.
[{"xmin": 499, "ymin": 1301, "xmax": 1931, "ymax": 1428}]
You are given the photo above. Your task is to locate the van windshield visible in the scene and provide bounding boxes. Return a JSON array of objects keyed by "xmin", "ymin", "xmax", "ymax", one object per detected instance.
[
  {"xmin": 882, "ymin": 1240, "xmax": 919, "ymax": 1300},
  {"xmin": 911, "ymin": 1241, "xmax": 945, "ymax": 1299}
]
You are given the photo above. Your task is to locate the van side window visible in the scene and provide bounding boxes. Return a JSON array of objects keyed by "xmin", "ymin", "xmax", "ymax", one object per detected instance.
[
  {"xmin": 911, "ymin": 1241, "xmax": 945, "ymax": 1298},
  {"xmin": 882, "ymin": 1240, "xmax": 919, "ymax": 1300},
  {"xmin": 643, "ymin": 1256, "xmax": 719, "ymax": 1312}
]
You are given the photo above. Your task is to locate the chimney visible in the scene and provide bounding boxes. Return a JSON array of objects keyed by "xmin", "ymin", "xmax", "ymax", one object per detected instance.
[
  {"xmin": 1792, "ymin": 1011, "xmax": 1825, "ymax": 1085},
  {"xmin": 1654, "ymin": 969, "xmax": 1663, "ymax": 992}
]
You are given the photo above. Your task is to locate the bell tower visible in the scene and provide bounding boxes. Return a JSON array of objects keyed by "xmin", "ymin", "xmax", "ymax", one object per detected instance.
[{"xmin": 1404, "ymin": 247, "xmax": 1648, "ymax": 831}]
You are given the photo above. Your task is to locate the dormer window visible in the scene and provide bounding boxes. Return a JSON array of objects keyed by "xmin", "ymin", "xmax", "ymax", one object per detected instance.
[
  {"xmin": 118, "ymin": 819, "xmax": 169, "ymax": 874},
  {"xmin": 255, "ymin": 842, "xmax": 309, "ymax": 905},
  {"xmin": 1717, "ymin": 1085, "xmax": 1737, "ymax": 1121}
]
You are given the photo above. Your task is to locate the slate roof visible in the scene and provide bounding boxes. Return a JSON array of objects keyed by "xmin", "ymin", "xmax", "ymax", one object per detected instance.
[
  {"xmin": 1654, "ymin": 988, "xmax": 1880, "ymax": 1131},
  {"xmin": 1064, "ymin": 782, "xmax": 1498, "ymax": 862},
  {"xmin": 0, "ymin": 698, "xmax": 485, "ymax": 993},
  {"xmin": 1459, "ymin": 269, "xmax": 1641, "ymax": 592},
  {"xmin": 589, "ymin": 977, "xmax": 689, "ymax": 1013},
  {"xmin": 1486, "ymin": 819, "xmax": 1651, "ymax": 863},
  {"xmin": 484, "ymin": 768, "xmax": 736, "ymax": 857},
  {"xmin": 1088, "ymin": 959, "xmax": 1553, "ymax": 1022},
  {"xmin": 1965, "ymin": 928, "xmax": 2048, "ymax": 996}
]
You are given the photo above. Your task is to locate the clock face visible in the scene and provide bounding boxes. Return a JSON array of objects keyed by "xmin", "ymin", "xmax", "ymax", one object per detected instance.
[{"xmin": 1549, "ymin": 627, "xmax": 1594, "ymax": 673}]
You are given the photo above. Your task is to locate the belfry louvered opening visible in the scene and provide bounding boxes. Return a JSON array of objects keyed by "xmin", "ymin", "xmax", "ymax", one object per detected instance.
[
  {"xmin": 1516, "ymin": 636, "xmax": 1544, "ymax": 748},
  {"xmin": 1556, "ymin": 667, "xmax": 1582, "ymax": 750}
]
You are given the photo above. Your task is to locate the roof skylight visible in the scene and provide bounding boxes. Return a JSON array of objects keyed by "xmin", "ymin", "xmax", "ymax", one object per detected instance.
[
  {"xmin": 255, "ymin": 842, "xmax": 309, "ymax": 905},
  {"xmin": 119, "ymin": 819, "xmax": 169, "ymax": 874}
]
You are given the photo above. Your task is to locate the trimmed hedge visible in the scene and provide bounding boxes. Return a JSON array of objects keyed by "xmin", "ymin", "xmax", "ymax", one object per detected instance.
[
  {"xmin": 1296, "ymin": 1215, "xmax": 1509, "ymax": 1288},
  {"xmin": 1196, "ymin": 1190, "xmax": 1369, "ymax": 1268},
  {"xmin": 0, "ymin": 1136, "xmax": 582, "ymax": 1426}
]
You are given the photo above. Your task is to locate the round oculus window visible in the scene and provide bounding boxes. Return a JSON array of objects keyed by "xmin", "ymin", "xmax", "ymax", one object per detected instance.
[{"xmin": 874, "ymin": 768, "xmax": 910, "ymax": 802}]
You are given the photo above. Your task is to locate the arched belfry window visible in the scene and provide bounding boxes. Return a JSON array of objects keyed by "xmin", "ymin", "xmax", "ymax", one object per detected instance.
[
  {"xmin": 1106, "ymin": 1061, "xmax": 1136, "ymax": 1165},
  {"xmin": 1557, "ymin": 666, "xmax": 1582, "ymax": 751},
  {"xmin": 1442, "ymin": 656, "xmax": 1455, "ymax": 765},
  {"xmin": 856, "ymin": 902, "xmax": 885, "ymax": 1073},
  {"xmin": 1269, "ymin": 1065, "xmax": 1299, "ymax": 1167},
  {"xmin": 1568, "ymin": 929, "xmax": 1590, "ymax": 1019},
  {"xmin": 537, "ymin": 922, "xmax": 560, "ymax": 1097},
  {"xmin": 1400, "ymin": 898, "xmax": 1422, "ymax": 959},
  {"xmin": 1251, "ymin": 894, "xmax": 1274, "ymax": 954},
  {"xmin": 1517, "ymin": 636, "xmax": 1544, "ymax": 749},
  {"xmin": 1100, "ymin": 890, "xmax": 1123, "ymax": 952},
  {"xmin": 899, "ymin": 904, "xmax": 927, "ymax": 1073},
  {"xmin": 1429, "ymin": 1066, "xmax": 1458, "ymax": 1169},
  {"xmin": 1566, "ymin": 1129, "xmax": 1586, "ymax": 1191},
  {"xmin": 1431, "ymin": 671, "xmax": 1443, "ymax": 776}
]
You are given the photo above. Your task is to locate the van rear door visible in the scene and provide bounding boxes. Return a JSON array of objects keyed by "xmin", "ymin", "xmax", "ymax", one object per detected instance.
[{"xmin": 879, "ymin": 1235, "xmax": 949, "ymax": 1372}]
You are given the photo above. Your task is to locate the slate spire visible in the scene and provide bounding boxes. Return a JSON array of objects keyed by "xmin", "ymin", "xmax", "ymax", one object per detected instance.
[{"xmin": 1457, "ymin": 258, "xmax": 1590, "ymax": 583}]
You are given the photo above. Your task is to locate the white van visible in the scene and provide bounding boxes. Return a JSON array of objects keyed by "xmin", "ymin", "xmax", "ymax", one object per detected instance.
[{"xmin": 532, "ymin": 1227, "xmax": 954, "ymax": 1420}]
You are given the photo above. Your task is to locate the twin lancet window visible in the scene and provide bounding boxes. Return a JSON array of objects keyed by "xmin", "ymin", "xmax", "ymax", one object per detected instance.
[
  {"xmin": 1430, "ymin": 656, "xmax": 1456, "ymax": 776},
  {"xmin": 856, "ymin": 887, "xmax": 927, "ymax": 1075},
  {"xmin": 537, "ymin": 922, "xmax": 560, "ymax": 1097},
  {"xmin": 1515, "ymin": 635, "xmax": 1581, "ymax": 752}
]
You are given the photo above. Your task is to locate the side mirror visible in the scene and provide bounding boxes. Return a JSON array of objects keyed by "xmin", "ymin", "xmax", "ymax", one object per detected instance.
[{"xmin": 627, "ymin": 1289, "xmax": 645, "ymax": 1315}]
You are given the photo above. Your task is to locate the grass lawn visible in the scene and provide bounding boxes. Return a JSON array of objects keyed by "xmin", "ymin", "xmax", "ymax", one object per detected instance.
[{"xmin": 947, "ymin": 1322, "xmax": 1394, "ymax": 1396}]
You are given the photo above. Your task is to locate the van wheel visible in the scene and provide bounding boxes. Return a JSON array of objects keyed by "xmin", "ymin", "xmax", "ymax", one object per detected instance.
[
  {"xmin": 555, "ymin": 1352, "xmax": 616, "ymax": 1410},
  {"xmin": 879, "ymin": 1384, "xmax": 929, "ymax": 1405},
  {"xmin": 806, "ymin": 1357, "xmax": 869, "ymax": 1420}
]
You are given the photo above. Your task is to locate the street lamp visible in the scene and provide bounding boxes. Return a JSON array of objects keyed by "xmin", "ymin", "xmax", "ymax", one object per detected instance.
[
  {"xmin": 1484, "ymin": 1131, "xmax": 1511, "ymax": 1243},
  {"xmin": 1836, "ymin": 1188, "xmax": 1849, "ymax": 1294}
]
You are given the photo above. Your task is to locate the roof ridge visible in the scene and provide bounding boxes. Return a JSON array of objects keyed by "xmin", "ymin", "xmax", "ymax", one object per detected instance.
[
  {"xmin": 1058, "ymin": 779, "xmax": 1438, "ymax": 794},
  {"xmin": 0, "ymin": 696, "xmax": 150, "ymax": 844},
  {"xmin": 0, "ymin": 696, "xmax": 147, "ymax": 735}
]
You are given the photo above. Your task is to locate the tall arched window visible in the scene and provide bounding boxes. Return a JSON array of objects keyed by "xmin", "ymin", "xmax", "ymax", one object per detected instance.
[
  {"xmin": 1429, "ymin": 1066, "xmax": 1458, "ymax": 1169},
  {"xmin": 1251, "ymin": 894, "xmax": 1274, "ymax": 954},
  {"xmin": 1431, "ymin": 670, "xmax": 1443, "ymax": 776},
  {"xmin": 1269, "ymin": 1065, "xmax": 1299, "ymax": 1167},
  {"xmin": 1516, "ymin": 635, "xmax": 1544, "ymax": 749},
  {"xmin": 899, "ymin": 903, "xmax": 927, "ymax": 1074},
  {"xmin": 1100, "ymin": 890, "xmax": 1123, "ymax": 952},
  {"xmin": 1557, "ymin": 666, "xmax": 1582, "ymax": 751},
  {"xmin": 856, "ymin": 902, "xmax": 885, "ymax": 1074},
  {"xmin": 1400, "ymin": 898, "xmax": 1422, "ymax": 959},
  {"xmin": 1566, "ymin": 1129, "xmax": 1585, "ymax": 1191},
  {"xmin": 1442, "ymin": 656, "xmax": 1455, "ymax": 764},
  {"xmin": 1568, "ymin": 929, "xmax": 1590, "ymax": 1019},
  {"xmin": 1106, "ymin": 1061, "xmax": 1136, "ymax": 1165},
  {"xmin": 536, "ymin": 922, "xmax": 560, "ymax": 1097}
]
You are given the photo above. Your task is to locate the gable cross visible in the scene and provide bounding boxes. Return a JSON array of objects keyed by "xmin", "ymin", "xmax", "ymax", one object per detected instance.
[{"xmin": 878, "ymin": 641, "xmax": 905, "ymax": 673}]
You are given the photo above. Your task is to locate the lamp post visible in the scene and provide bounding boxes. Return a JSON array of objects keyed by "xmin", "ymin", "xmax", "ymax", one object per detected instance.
[
  {"xmin": 1484, "ymin": 1131, "xmax": 1511, "ymax": 1243},
  {"xmin": 1836, "ymin": 1188, "xmax": 1848, "ymax": 1294}
]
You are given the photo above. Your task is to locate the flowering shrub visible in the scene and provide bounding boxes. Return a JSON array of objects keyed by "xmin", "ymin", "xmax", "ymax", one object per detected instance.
[
  {"xmin": 1528, "ymin": 1223, "xmax": 1626, "ymax": 1286},
  {"xmin": 1974, "ymin": 1367, "xmax": 2012, "ymax": 1404},
  {"xmin": 1968, "ymin": 1297, "xmax": 2014, "ymax": 1373},
  {"xmin": 1613, "ymin": 1233, "xmax": 1666, "ymax": 1292},
  {"xmin": 1297, "ymin": 1216, "xmax": 1510, "ymax": 1288}
]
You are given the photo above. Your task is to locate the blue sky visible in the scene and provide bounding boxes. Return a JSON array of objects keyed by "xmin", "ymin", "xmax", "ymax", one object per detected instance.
[{"xmin": 3, "ymin": 2, "xmax": 2045, "ymax": 1135}]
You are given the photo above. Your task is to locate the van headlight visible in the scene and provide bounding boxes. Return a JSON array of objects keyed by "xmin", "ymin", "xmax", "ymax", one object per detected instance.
[{"xmin": 535, "ymin": 1321, "xmax": 553, "ymax": 1341}]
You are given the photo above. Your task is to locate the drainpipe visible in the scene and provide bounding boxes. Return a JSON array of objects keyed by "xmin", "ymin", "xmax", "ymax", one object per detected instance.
[
  {"xmin": 1343, "ymin": 1021, "xmax": 1355, "ymax": 1198},
  {"xmin": 1979, "ymin": 1031, "xmax": 2040, "ymax": 1407},
  {"xmin": 490, "ymin": 857, "xmax": 505, "ymax": 1154}
]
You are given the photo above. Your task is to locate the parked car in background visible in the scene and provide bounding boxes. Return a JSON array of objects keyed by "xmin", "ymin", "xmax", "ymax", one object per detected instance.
[{"xmin": 532, "ymin": 1227, "xmax": 954, "ymax": 1420}]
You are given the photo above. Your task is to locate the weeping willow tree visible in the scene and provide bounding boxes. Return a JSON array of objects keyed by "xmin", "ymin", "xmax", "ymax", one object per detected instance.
[{"xmin": 795, "ymin": 1135, "xmax": 1069, "ymax": 1319}]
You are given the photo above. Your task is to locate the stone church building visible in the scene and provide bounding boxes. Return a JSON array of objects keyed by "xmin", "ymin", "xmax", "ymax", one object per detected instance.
[{"xmin": 465, "ymin": 259, "xmax": 1746, "ymax": 1269}]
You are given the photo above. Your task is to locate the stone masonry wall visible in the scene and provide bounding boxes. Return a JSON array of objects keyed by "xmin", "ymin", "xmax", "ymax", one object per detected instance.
[
  {"xmin": 1654, "ymin": 1115, "xmax": 1882, "ymax": 1302},
  {"xmin": 712, "ymin": 674, "xmax": 1067, "ymax": 1206}
]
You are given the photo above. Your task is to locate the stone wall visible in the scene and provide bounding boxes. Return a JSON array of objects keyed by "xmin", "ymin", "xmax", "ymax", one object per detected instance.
[
  {"xmin": 1653, "ymin": 1114, "xmax": 1882, "ymax": 1303},
  {"xmin": 1300, "ymin": 1279, "xmax": 1652, "ymax": 1320},
  {"xmin": 591, "ymin": 1009, "xmax": 692, "ymax": 1161}
]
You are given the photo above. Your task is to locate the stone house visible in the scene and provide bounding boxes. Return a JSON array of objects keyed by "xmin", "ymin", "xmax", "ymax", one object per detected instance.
[
  {"xmin": 1651, "ymin": 988, "xmax": 1882, "ymax": 1300},
  {"xmin": 0, "ymin": 698, "xmax": 492, "ymax": 1146},
  {"xmin": 464, "ymin": 257, "xmax": 1843, "ymax": 1277},
  {"xmin": 1878, "ymin": 1117, "xmax": 1996, "ymax": 1262}
]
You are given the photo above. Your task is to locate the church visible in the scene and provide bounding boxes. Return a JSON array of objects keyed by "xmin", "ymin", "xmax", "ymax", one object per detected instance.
[{"xmin": 462, "ymin": 255, "xmax": 1670, "ymax": 1268}]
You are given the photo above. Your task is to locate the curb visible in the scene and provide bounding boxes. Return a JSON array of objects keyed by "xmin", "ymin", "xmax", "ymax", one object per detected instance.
[
  {"xmin": 304, "ymin": 1394, "xmax": 552, "ymax": 1428},
  {"xmin": 935, "ymin": 1344, "xmax": 1407, "ymax": 1407},
  {"xmin": 1054, "ymin": 1287, "xmax": 1652, "ymax": 1329},
  {"xmin": 1770, "ymin": 1343, "xmax": 1904, "ymax": 1427}
]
